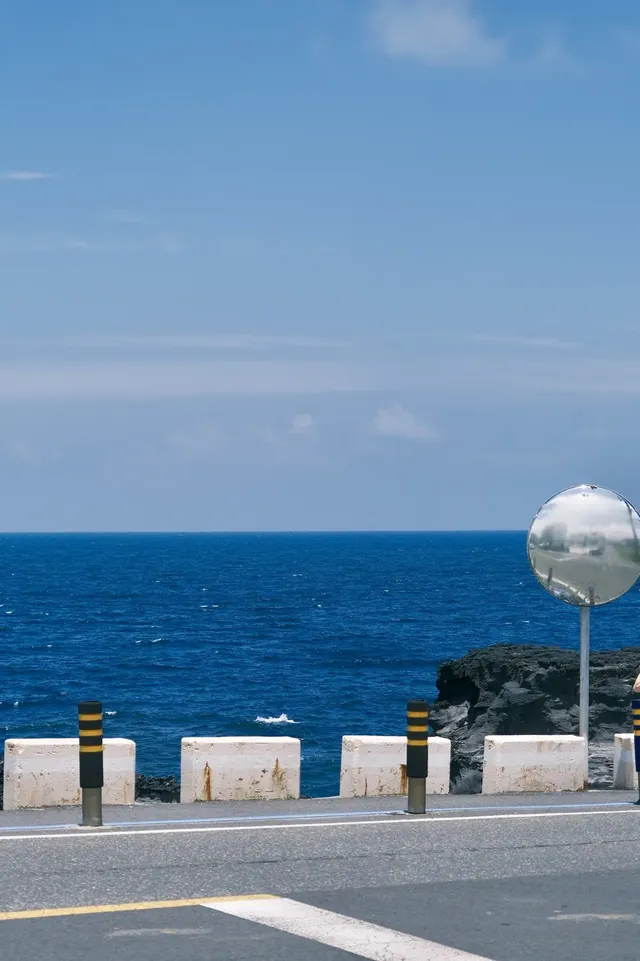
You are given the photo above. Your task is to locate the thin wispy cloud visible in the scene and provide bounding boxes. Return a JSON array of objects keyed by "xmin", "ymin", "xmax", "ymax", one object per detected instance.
[
  {"xmin": 0, "ymin": 170, "xmax": 53, "ymax": 181},
  {"xmin": 0, "ymin": 360, "xmax": 377, "ymax": 401},
  {"xmin": 473, "ymin": 334, "xmax": 579, "ymax": 350},
  {"xmin": 4, "ymin": 334, "xmax": 350, "ymax": 352},
  {"xmin": 0, "ymin": 234, "xmax": 141, "ymax": 255},
  {"xmin": 0, "ymin": 233, "xmax": 186, "ymax": 256},
  {"xmin": 257, "ymin": 425, "xmax": 287, "ymax": 449},
  {"xmin": 611, "ymin": 26, "xmax": 640, "ymax": 54},
  {"xmin": 369, "ymin": 0, "xmax": 505, "ymax": 68},
  {"xmin": 5, "ymin": 439, "xmax": 39, "ymax": 466},
  {"xmin": 373, "ymin": 403, "xmax": 437, "ymax": 440},
  {"xmin": 168, "ymin": 424, "xmax": 226, "ymax": 459},
  {"xmin": 528, "ymin": 34, "xmax": 582, "ymax": 73},
  {"xmin": 3, "ymin": 354, "xmax": 640, "ymax": 402},
  {"xmin": 289, "ymin": 413, "xmax": 315, "ymax": 436},
  {"xmin": 156, "ymin": 232, "xmax": 184, "ymax": 253},
  {"xmin": 104, "ymin": 209, "xmax": 146, "ymax": 225}
]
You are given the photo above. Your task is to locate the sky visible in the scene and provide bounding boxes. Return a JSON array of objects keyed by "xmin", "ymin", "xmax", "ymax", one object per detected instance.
[{"xmin": 1, "ymin": 0, "xmax": 640, "ymax": 532}]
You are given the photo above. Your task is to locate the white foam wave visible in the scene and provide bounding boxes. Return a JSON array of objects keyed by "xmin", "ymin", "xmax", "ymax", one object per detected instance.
[
  {"xmin": 255, "ymin": 713, "xmax": 298, "ymax": 725},
  {"xmin": 105, "ymin": 710, "xmax": 118, "ymax": 716}
]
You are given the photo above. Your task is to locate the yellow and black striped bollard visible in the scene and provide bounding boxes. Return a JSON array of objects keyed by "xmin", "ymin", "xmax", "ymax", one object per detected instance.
[
  {"xmin": 633, "ymin": 695, "xmax": 640, "ymax": 805},
  {"xmin": 406, "ymin": 699, "xmax": 429, "ymax": 815},
  {"xmin": 79, "ymin": 700, "xmax": 104, "ymax": 826}
]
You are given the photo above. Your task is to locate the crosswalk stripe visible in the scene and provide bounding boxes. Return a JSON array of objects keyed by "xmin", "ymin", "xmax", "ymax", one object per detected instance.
[{"xmin": 204, "ymin": 895, "xmax": 494, "ymax": 960}]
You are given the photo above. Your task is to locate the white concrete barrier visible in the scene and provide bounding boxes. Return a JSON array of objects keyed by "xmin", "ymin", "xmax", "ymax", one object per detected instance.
[
  {"xmin": 613, "ymin": 733, "xmax": 636, "ymax": 790},
  {"xmin": 3, "ymin": 738, "xmax": 136, "ymax": 810},
  {"xmin": 339, "ymin": 736, "xmax": 451, "ymax": 798},
  {"xmin": 482, "ymin": 735, "xmax": 586, "ymax": 794},
  {"xmin": 180, "ymin": 736, "xmax": 300, "ymax": 803}
]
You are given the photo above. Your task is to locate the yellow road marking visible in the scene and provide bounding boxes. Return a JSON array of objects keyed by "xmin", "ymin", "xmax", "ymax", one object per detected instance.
[{"xmin": 0, "ymin": 894, "xmax": 276, "ymax": 922}]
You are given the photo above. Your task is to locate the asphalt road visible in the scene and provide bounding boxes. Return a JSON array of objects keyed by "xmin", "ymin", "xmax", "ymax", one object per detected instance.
[{"xmin": 1, "ymin": 792, "xmax": 640, "ymax": 960}]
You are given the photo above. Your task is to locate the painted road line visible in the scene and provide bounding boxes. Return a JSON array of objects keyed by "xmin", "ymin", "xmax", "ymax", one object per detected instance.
[
  {"xmin": 0, "ymin": 808, "xmax": 402, "ymax": 834},
  {"xmin": 0, "ymin": 805, "xmax": 637, "ymax": 843},
  {"xmin": 0, "ymin": 894, "xmax": 276, "ymax": 922},
  {"xmin": 0, "ymin": 798, "xmax": 632, "ymax": 836},
  {"xmin": 206, "ymin": 895, "xmax": 494, "ymax": 960}
]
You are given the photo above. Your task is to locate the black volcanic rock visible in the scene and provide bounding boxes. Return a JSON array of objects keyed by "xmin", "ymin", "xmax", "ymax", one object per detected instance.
[
  {"xmin": 429, "ymin": 644, "xmax": 640, "ymax": 793},
  {"xmin": 135, "ymin": 774, "xmax": 180, "ymax": 803}
]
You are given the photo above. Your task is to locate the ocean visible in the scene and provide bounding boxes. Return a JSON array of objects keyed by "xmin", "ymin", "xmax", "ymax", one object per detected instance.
[{"xmin": 2, "ymin": 532, "xmax": 639, "ymax": 797}]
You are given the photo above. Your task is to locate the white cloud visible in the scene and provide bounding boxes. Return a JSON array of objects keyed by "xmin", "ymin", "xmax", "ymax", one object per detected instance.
[
  {"xmin": 289, "ymin": 413, "xmax": 314, "ymax": 436},
  {"xmin": 0, "ymin": 170, "xmax": 53, "ymax": 181},
  {"xmin": 167, "ymin": 424, "xmax": 225, "ymax": 458},
  {"xmin": 373, "ymin": 402, "xmax": 437, "ymax": 440},
  {"xmin": 370, "ymin": 0, "xmax": 505, "ymax": 67}
]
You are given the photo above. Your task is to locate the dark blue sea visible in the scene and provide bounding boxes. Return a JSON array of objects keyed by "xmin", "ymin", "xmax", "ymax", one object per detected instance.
[{"xmin": 2, "ymin": 532, "xmax": 640, "ymax": 797}]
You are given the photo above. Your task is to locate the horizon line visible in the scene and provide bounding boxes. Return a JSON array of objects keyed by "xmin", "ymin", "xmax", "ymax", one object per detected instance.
[{"xmin": 0, "ymin": 528, "xmax": 528, "ymax": 536}]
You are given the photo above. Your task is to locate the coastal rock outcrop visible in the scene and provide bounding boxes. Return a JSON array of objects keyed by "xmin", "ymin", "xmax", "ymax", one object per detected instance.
[
  {"xmin": 135, "ymin": 774, "xmax": 180, "ymax": 802},
  {"xmin": 429, "ymin": 644, "xmax": 640, "ymax": 793}
]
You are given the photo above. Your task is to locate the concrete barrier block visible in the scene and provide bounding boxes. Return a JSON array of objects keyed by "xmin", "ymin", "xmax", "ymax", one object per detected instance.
[
  {"xmin": 613, "ymin": 734, "xmax": 636, "ymax": 790},
  {"xmin": 3, "ymin": 738, "xmax": 136, "ymax": 810},
  {"xmin": 180, "ymin": 736, "xmax": 300, "ymax": 803},
  {"xmin": 339, "ymin": 736, "xmax": 451, "ymax": 798},
  {"xmin": 482, "ymin": 735, "xmax": 586, "ymax": 794}
]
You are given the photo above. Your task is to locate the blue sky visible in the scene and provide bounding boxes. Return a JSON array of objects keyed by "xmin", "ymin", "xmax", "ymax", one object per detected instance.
[{"xmin": 2, "ymin": 1, "xmax": 640, "ymax": 531}]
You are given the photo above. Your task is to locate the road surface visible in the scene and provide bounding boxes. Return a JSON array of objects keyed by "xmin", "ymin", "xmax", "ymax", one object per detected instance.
[{"xmin": 1, "ymin": 792, "xmax": 639, "ymax": 959}]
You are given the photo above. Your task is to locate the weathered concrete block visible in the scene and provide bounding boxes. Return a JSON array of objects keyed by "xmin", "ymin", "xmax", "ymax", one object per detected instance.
[
  {"xmin": 339, "ymin": 735, "xmax": 450, "ymax": 798},
  {"xmin": 482, "ymin": 735, "xmax": 586, "ymax": 794},
  {"xmin": 613, "ymin": 734, "xmax": 636, "ymax": 790},
  {"xmin": 3, "ymin": 738, "xmax": 136, "ymax": 809},
  {"xmin": 180, "ymin": 736, "xmax": 300, "ymax": 803}
]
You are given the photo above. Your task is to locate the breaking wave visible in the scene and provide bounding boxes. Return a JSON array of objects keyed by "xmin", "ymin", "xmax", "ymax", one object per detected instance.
[{"xmin": 255, "ymin": 713, "xmax": 298, "ymax": 725}]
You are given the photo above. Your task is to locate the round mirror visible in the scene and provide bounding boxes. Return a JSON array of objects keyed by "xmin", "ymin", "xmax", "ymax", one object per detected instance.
[{"xmin": 527, "ymin": 485, "xmax": 640, "ymax": 606}]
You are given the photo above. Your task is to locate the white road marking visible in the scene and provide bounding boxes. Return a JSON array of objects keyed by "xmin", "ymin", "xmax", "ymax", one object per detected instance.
[
  {"xmin": 106, "ymin": 927, "xmax": 213, "ymax": 937},
  {"xmin": 205, "ymin": 895, "xmax": 494, "ymax": 960},
  {"xmin": 0, "ymin": 806, "xmax": 635, "ymax": 843},
  {"xmin": 550, "ymin": 913, "xmax": 640, "ymax": 923}
]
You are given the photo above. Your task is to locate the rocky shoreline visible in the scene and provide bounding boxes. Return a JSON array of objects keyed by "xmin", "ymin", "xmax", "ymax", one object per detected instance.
[
  {"xmin": 0, "ymin": 644, "xmax": 637, "ymax": 806},
  {"xmin": 430, "ymin": 643, "xmax": 640, "ymax": 792}
]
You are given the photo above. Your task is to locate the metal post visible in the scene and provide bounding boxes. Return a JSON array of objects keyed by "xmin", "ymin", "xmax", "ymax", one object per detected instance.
[
  {"xmin": 406, "ymin": 699, "xmax": 429, "ymax": 815},
  {"xmin": 579, "ymin": 606, "xmax": 590, "ymax": 789},
  {"xmin": 79, "ymin": 701, "xmax": 104, "ymax": 827}
]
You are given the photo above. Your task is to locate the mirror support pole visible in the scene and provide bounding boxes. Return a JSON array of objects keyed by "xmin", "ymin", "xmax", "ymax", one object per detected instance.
[{"xmin": 579, "ymin": 605, "xmax": 590, "ymax": 789}]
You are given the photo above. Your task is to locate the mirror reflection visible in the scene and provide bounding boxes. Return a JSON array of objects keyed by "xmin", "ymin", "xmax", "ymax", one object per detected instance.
[{"xmin": 527, "ymin": 485, "xmax": 640, "ymax": 606}]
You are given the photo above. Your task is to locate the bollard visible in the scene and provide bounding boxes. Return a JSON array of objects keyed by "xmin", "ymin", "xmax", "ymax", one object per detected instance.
[
  {"xmin": 406, "ymin": 699, "xmax": 429, "ymax": 814},
  {"xmin": 633, "ymin": 679, "xmax": 640, "ymax": 804},
  {"xmin": 78, "ymin": 701, "xmax": 104, "ymax": 826}
]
